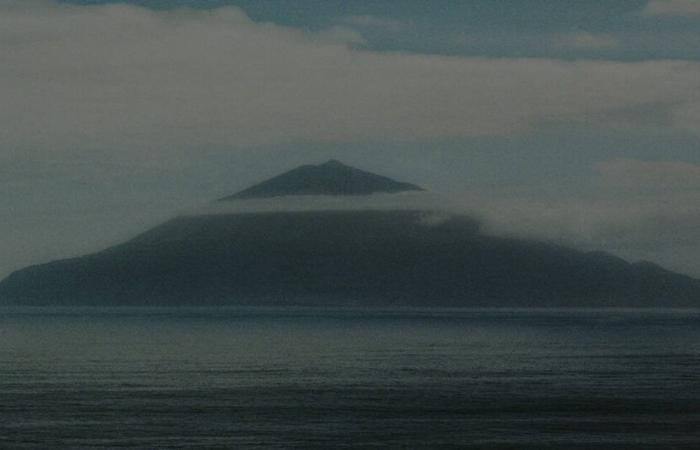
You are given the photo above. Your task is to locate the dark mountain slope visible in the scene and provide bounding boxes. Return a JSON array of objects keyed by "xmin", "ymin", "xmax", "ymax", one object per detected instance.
[{"xmin": 1, "ymin": 210, "xmax": 698, "ymax": 307}]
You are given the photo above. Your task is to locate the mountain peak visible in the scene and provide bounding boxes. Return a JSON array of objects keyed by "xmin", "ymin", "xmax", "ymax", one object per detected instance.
[{"xmin": 221, "ymin": 160, "xmax": 423, "ymax": 200}]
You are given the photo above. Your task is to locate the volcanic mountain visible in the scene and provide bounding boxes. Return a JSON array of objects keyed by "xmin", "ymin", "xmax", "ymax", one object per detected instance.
[{"xmin": 1, "ymin": 160, "xmax": 699, "ymax": 307}]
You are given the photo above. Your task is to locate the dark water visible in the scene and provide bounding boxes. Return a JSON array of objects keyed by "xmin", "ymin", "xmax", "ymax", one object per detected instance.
[{"xmin": 1, "ymin": 307, "xmax": 699, "ymax": 448}]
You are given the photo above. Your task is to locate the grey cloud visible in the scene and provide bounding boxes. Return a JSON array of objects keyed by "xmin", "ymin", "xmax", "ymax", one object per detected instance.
[
  {"xmin": 2, "ymin": 0, "xmax": 700, "ymax": 162},
  {"xmin": 596, "ymin": 159, "xmax": 700, "ymax": 191},
  {"xmin": 642, "ymin": 0, "xmax": 700, "ymax": 17}
]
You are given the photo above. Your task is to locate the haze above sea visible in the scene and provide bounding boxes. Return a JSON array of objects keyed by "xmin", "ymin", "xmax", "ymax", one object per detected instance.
[{"xmin": 2, "ymin": 306, "xmax": 699, "ymax": 448}]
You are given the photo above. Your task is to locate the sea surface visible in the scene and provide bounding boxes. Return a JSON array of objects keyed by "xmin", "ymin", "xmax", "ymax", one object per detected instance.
[{"xmin": 1, "ymin": 307, "xmax": 699, "ymax": 448}]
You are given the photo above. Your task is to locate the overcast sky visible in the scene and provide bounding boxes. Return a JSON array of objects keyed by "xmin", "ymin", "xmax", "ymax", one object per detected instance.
[{"xmin": 2, "ymin": 0, "xmax": 700, "ymax": 279}]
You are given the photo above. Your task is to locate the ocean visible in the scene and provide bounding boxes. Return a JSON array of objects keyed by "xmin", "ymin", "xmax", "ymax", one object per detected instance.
[{"xmin": 1, "ymin": 307, "xmax": 699, "ymax": 448}]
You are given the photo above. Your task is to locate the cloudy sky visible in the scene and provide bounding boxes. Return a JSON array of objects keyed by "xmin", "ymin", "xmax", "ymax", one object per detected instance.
[{"xmin": 2, "ymin": 0, "xmax": 700, "ymax": 279}]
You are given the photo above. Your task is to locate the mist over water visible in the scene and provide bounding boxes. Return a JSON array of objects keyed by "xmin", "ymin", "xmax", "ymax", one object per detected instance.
[{"xmin": 2, "ymin": 307, "xmax": 699, "ymax": 448}]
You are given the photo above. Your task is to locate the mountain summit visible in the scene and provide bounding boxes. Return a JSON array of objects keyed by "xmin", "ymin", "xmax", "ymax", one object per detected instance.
[{"xmin": 221, "ymin": 160, "xmax": 423, "ymax": 200}]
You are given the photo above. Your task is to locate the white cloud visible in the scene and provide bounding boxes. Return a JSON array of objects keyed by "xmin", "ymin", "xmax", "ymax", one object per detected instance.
[
  {"xmin": 192, "ymin": 191, "xmax": 453, "ymax": 215},
  {"xmin": 1, "ymin": 0, "xmax": 699, "ymax": 162},
  {"xmin": 642, "ymin": 0, "xmax": 700, "ymax": 17},
  {"xmin": 479, "ymin": 158, "xmax": 700, "ymax": 276},
  {"xmin": 470, "ymin": 183, "xmax": 700, "ymax": 277}
]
